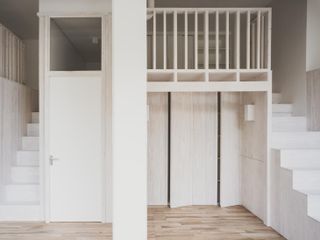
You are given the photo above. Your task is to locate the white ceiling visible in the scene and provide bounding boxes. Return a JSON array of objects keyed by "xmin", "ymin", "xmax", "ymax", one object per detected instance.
[
  {"xmin": 156, "ymin": 0, "xmax": 272, "ymax": 8},
  {"xmin": 0, "ymin": 0, "xmax": 38, "ymax": 39}
]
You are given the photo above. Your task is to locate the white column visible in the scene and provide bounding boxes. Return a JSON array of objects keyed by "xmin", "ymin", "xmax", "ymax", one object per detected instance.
[{"xmin": 112, "ymin": 0, "xmax": 147, "ymax": 239}]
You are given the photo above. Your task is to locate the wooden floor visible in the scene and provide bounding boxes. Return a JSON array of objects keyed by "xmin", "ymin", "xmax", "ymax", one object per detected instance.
[{"xmin": 0, "ymin": 206, "xmax": 284, "ymax": 240}]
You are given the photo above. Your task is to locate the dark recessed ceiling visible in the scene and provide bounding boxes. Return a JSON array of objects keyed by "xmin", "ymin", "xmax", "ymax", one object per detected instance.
[{"xmin": 0, "ymin": 0, "xmax": 38, "ymax": 39}]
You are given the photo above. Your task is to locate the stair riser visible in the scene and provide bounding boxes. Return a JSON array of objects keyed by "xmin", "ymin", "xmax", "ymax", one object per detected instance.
[
  {"xmin": 16, "ymin": 151, "xmax": 39, "ymax": 166},
  {"xmin": 272, "ymin": 133, "xmax": 320, "ymax": 149},
  {"xmin": 293, "ymin": 171, "xmax": 320, "ymax": 190},
  {"xmin": 22, "ymin": 137, "xmax": 39, "ymax": 151},
  {"xmin": 272, "ymin": 104, "xmax": 293, "ymax": 114},
  {"xmin": 281, "ymin": 150, "xmax": 320, "ymax": 169},
  {"xmin": 11, "ymin": 167, "xmax": 39, "ymax": 184},
  {"xmin": 5, "ymin": 185, "xmax": 39, "ymax": 203},
  {"xmin": 27, "ymin": 124, "xmax": 39, "ymax": 137},
  {"xmin": 273, "ymin": 118, "xmax": 307, "ymax": 132}
]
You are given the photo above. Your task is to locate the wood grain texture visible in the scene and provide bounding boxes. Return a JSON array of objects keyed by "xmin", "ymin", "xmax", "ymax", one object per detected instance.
[
  {"xmin": 307, "ymin": 69, "xmax": 320, "ymax": 131},
  {"xmin": 220, "ymin": 93, "xmax": 241, "ymax": 207},
  {"xmin": 240, "ymin": 92, "xmax": 268, "ymax": 222},
  {"xmin": 147, "ymin": 93, "xmax": 168, "ymax": 205},
  {"xmin": 170, "ymin": 92, "xmax": 217, "ymax": 207},
  {"xmin": 0, "ymin": 206, "xmax": 284, "ymax": 240},
  {"xmin": 0, "ymin": 78, "xmax": 37, "ymax": 203}
]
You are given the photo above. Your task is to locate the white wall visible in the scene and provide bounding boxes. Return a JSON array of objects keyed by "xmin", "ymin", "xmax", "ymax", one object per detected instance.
[
  {"xmin": 24, "ymin": 39, "xmax": 39, "ymax": 90},
  {"xmin": 113, "ymin": 0, "xmax": 147, "ymax": 239},
  {"xmin": 39, "ymin": 0, "xmax": 111, "ymax": 13},
  {"xmin": 271, "ymin": 0, "xmax": 307, "ymax": 115},
  {"xmin": 50, "ymin": 20, "xmax": 85, "ymax": 71},
  {"xmin": 307, "ymin": 0, "xmax": 320, "ymax": 71}
]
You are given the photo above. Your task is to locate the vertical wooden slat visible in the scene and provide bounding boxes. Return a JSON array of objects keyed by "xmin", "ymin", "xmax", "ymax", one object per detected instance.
[
  {"xmin": 205, "ymin": 11, "xmax": 209, "ymax": 71},
  {"xmin": 174, "ymin": 11, "xmax": 178, "ymax": 72},
  {"xmin": 163, "ymin": 11, "xmax": 167, "ymax": 70},
  {"xmin": 257, "ymin": 10, "xmax": 261, "ymax": 69},
  {"xmin": 153, "ymin": 10, "xmax": 157, "ymax": 69},
  {"xmin": 247, "ymin": 11, "xmax": 251, "ymax": 69},
  {"xmin": 252, "ymin": 22, "xmax": 256, "ymax": 69},
  {"xmin": 236, "ymin": 11, "xmax": 240, "ymax": 71},
  {"xmin": 267, "ymin": 10, "xmax": 272, "ymax": 70},
  {"xmin": 195, "ymin": 11, "xmax": 198, "ymax": 69},
  {"xmin": 185, "ymin": 11, "xmax": 188, "ymax": 69},
  {"xmin": 215, "ymin": 11, "xmax": 219, "ymax": 70},
  {"xmin": 261, "ymin": 13, "xmax": 265, "ymax": 68},
  {"xmin": 226, "ymin": 11, "xmax": 230, "ymax": 70}
]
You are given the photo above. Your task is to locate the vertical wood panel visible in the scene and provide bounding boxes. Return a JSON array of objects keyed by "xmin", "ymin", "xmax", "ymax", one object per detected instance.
[
  {"xmin": 170, "ymin": 92, "xmax": 217, "ymax": 207},
  {"xmin": 220, "ymin": 93, "xmax": 241, "ymax": 207},
  {"xmin": 147, "ymin": 93, "xmax": 168, "ymax": 205},
  {"xmin": 192, "ymin": 92, "xmax": 217, "ymax": 205},
  {"xmin": 307, "ymin": 69, "xmax": 320, "ymax": 131}
]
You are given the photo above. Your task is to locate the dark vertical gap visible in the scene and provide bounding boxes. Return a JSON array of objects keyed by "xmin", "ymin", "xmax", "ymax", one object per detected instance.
[
  {"xmin": 217, "ymin": 92, "xmax": 221, "ymax": 206},
  {"xmin": 168, "ymin": 92, "xmax": 171, "ymax": 206}
]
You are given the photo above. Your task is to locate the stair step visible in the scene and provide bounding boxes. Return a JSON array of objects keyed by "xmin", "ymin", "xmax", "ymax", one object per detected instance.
[
  {"xmin": 16, "ymin": 151, "xmax": 39, "ymax": 166},
  {"xmin": 11, "ymin": 166, "xmax": 39, "ymax": 184},
  {"xmin": 292, "ymin": 170, "xmax": 320, "ymax": 191},
  {"xmin": 27, "ymin": 123, "xmax": 39, "ymax": 136},
  {"xmin": 31, "ymin": 112, "xmax": 39, "ymax": 124},
  {"xmin": 272, "ymin": 93, "xmax": 281, "ymax": 104},
  {"xmin": 272, "ymin": 104, "xmax": 293, "ymax": 113},
  {"xmin": 280, "ymin": 149, "xmax": 320, "ymax": 169},
  {"xmin": 5, "ymin": 184, "xmax": 39, "ymax": 203},
  {"xmin": 22, "ymin": 137, "xmax": 39, "ymax": 151},
  {"xmin": 272, "ymin": 132, "xmax": 320, "ymax": 149}
]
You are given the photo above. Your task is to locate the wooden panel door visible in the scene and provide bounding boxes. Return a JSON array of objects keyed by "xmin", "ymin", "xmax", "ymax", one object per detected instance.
[
  {"xmin": 220, "ymin": 92, "xmax": 241, "ymax": 207},
  {"xmin": 170, "ymin": 92, "xmax": 217, "ymax": 208},
  {"xmin": 49, "ymin": 75, "xmax": 103, "ymax": 222},
  {"xmin": 147, "ymin": 93, "xmax": 168, "ymax": 205}
]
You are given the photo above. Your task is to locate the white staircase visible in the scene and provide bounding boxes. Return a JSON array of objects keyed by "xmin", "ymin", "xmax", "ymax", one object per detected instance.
[
  {"xmin": 271, "ymin": 94, "xmax": 320, "ymax": 240},
  {"xmin": 0, "ymin": 112, "xmax": 41, "ymax": 221}
]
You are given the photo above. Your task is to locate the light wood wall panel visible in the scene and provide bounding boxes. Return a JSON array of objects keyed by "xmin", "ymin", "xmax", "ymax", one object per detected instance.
[
  {"xmin": 0, "ymin": 24, "xmax": 26, "ymax": 84},
  {"xmin": 170, "ymin": 92, "xmax": 217, "ymax": 208},
  {"xmin": 307, "ymin": 69, "xmax": 320, "ymax": 131},
  {"xmin": 0, "ymin": 77, "xmax": 38, "ymax": 202},
  {"xmin": 147, "ymin": 93, "xmax": 168, "ymax": 205},
  {"xmin": 220, "ymin": 92, "xmax": 241, "ymax": 207},
  {"xmin": 240, "ymin": 92, "xmax": 267, "ymax": 222}
]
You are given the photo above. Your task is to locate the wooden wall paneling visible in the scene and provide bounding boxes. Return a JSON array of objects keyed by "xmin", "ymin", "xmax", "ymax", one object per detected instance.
[
  {"xmin": 147, "ymin": 93, "xmax": 168, "ymax": 205},
  {"xmin": 170, "ymin": 92, "xmax": 217, "ymax": 207},
  {"xmin": 220, "ymin": 92, "xmax": 241, "ymax": 207},
  {"xmin": 307, "ymin": 69, "xmax": 320, "ymax": 131},
  {"xmin": 0, "ymin": 23, "xmax": 26, "ymax": 83},
  {"xmin": 240, "ymin": 92, "xmax": 267, "ymax": 222},
  {"xmin": 170, "ymin": 93, "xmax": 193, "ymax": 207},
  {"xmin": 192, "ymin": 92, "xmax": 217, "ymax": 205}
]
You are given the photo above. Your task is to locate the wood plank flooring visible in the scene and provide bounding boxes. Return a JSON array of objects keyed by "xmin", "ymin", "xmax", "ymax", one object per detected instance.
[{"xmin": 0, "ymin": 206, "xmax": 284, "ymax": 240}]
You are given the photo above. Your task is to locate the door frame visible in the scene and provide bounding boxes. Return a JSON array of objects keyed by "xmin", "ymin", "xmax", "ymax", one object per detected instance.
[{"xmin": 39, "ymin": 13, "xmax": 112, "ymax": 223}]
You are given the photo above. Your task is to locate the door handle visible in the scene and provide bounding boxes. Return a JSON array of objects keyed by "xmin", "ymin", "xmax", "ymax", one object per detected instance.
[{"xmin": 50, "ymin": 155, "xmax": 59, "ymax": 165}]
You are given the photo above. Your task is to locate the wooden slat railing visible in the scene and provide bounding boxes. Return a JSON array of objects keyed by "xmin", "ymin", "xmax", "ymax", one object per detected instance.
[{"xmin": 147, "ymin": 8, "xmax": 272, "ymax": 72}]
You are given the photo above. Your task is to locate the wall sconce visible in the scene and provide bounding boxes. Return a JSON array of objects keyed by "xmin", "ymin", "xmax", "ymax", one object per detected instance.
[{"xmin": 244, "ymin": 104, "xmax": 255, "ymax": 122}]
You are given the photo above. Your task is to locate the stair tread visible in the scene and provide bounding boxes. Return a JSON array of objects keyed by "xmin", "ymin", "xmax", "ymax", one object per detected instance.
[{"xmin": 295, "ymin": 189, "xmax": 320, "ymax": 195}]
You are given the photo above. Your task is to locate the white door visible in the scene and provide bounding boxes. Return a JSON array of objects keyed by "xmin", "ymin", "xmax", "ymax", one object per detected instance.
[{"xmin": 49, "ymin": 75, "xmax": 103, "ymax": 222}]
